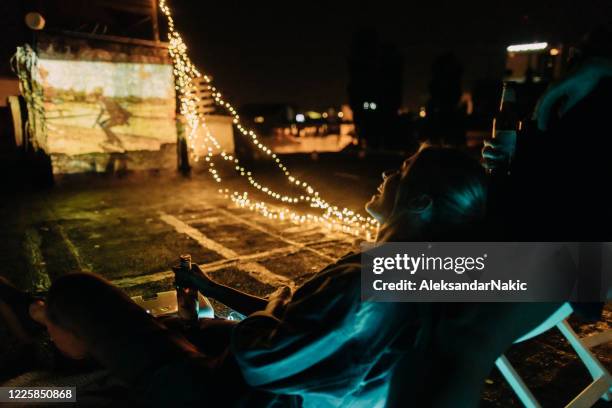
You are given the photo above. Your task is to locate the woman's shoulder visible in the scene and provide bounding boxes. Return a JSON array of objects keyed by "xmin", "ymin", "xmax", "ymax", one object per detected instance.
[
  {"xmin": 307, "ymin": 251, "xmax": 362, "ymax": 281},
  {"xmin": 321, "ymin": 251, "xmax": 362, "ymax": 272},
  {"xmin": 291, "ymin": 252, "xmax": 363, "ymax": 299}
]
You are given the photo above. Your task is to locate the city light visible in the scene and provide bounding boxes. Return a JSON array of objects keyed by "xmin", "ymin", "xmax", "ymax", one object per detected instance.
[
  {"xmin": 360, "ymin": 102, "xmax": 376, "ymax": 111},
  {"xmin": 549, "ymin": 48, "xmax": 560, "ymax": 56},
  {"xmin": 254, "ymin": 116, "xmax": 265, "ymax": 123},
  {"xmin": 506, "ymin": 42, "xmax": 548, "ymax": 53},
  {"xmin": 295, "ymin": 113, "xmax": 305, "ymax": 123},
  {"xmin": 419, "ymin": 107, "xmax": 426, "ymax": 118},
  {"xmin": 363, "ymin": 102, "xmax": 376, "ymax": 110}
]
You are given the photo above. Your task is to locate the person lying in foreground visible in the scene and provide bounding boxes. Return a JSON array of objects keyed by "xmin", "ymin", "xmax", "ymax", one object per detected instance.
[
  {"xmin": 0, "ymin": 146, "xmax": 560, "ymax": 407},
  {"xmin": 0, "ymin": 274, "xmax": 292, "ymax": 406}
]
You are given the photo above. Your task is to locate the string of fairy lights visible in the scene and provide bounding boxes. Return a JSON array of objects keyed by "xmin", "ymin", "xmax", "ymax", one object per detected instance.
[{"xmin": 158, "ymin": 0, "xmax": 379, "ymax": 239}]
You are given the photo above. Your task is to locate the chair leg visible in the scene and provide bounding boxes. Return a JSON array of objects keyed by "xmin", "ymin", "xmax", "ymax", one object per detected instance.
[
  {"xmin": 495, "ymin": 355, "xmax": 542, "ymax": 408},
  {"xmin": 565, "ymin": 376, "xmax": 612, "ymax": 408},
  {"xmin": 557, "ymin": 320, "xmax": 612, "ymax": 402},
  {"xmin": 581, "ymin": 327, "xmax": 612, "ymax": 399}
]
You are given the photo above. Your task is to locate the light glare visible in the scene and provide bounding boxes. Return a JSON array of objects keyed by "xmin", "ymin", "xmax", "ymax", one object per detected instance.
[{"xmin": 506, "ymin": 42, "xmax": 548, "ymax": 53}]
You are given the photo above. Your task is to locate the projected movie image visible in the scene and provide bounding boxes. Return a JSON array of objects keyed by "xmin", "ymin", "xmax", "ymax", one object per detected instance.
[{"xmin": 39, "ymin": 59, "xmax": 176, "ymax": 155}]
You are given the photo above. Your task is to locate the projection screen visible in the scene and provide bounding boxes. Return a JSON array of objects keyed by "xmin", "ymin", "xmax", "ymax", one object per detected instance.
[
  {"xmin": 35, "ymin": 35, "xmax": 177, "ymax": 173},
  {"xmin": 40, "ymin": 59, "xmax": 176, "ymax": 155}
]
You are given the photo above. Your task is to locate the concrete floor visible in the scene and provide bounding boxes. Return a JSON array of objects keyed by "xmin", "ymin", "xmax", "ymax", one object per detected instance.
[
  {"xmin": 0, "ymin": 153, "xmax": 398, "ymax": 297},
  {"xmin": 0, "ymin": 153, "xmax": 610, "ymax": 406}
]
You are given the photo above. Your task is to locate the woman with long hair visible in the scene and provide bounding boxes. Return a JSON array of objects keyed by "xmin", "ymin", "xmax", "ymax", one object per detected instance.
[{"xmin": 2, "ymin": 146, "xmax": 522, "ymax": 407}]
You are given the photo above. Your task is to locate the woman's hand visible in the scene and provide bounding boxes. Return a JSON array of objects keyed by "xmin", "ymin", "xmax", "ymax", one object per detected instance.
[
  {"xmin": 265, "ymin": 286, "xmax": 292, "ymax": 317},
  {"xmin": 173, "ymin": 264, "xmax": 269, "ymax": 315},
  {"xmin": 533, "ymin": 58, "xmax": 612, "ymax": 131},
  {"xmin": 481, "ymin": 138, "xmax": 512, "ymax": 171},
  {"xmin": 172, "ymin": 263, "xmax": 216, "ymax": 295}
]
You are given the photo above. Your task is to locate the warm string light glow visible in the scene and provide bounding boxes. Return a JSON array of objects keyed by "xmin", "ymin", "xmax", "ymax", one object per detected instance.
[
  {"xmin": 158, "ymin": 0, "xmax": 379, "ymax": 238},
  {"xmin": 224, "ymin": 190, "xmax": 374, "ymax": 240}
]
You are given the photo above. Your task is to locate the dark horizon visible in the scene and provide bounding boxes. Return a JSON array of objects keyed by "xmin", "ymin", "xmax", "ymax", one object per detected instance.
[{"xmin": 171, "ymin": 0, "xmax": 610, "ymax": 111}]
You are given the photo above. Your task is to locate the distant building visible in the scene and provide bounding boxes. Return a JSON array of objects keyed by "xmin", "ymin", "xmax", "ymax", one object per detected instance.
[
  {"xmin": 239, "ymin": 103, "xmax": 355, "ymax": 140},
  {"xmin": 239, "ymin": 103, "xmax": 295, "ymax": 134},
  {"xmin": 504, "ymin": 41, "xmax": 565, "ymax": 119},
  {"xmin": 505, "ymin": 42, "xmax": 565, "ymax": 83}
]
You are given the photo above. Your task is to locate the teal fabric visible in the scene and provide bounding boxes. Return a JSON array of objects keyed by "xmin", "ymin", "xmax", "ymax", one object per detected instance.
[{"xmin": 232, "ymin": 253, "xmax": 415, "ymax": 407}]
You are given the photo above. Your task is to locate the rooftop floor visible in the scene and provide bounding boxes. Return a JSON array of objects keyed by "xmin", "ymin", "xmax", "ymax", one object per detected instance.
[{"xmin": 0, "ymin": 153, "xmax": 610, "ymax": 406}]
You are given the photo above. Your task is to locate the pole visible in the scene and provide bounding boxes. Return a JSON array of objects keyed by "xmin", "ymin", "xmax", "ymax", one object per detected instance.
[{"xmin": 150, "ymin": 0, "xmax": 160, "ymax": 42}]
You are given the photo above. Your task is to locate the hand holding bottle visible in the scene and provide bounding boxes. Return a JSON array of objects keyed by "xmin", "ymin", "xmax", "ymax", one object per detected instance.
[
  {"xmin": 174, "ymin": 254, "xmax": 199, "ymax": 321},
  {"xmin": 482, "ymin": 138, "xmax": 514, "ymax": 171},
  {"xmin": 482, "ymin": 82, "xmax": 520, "ymax": 174},
  {"xmin": 172, "ymin": 262, "xmax": 215, "ymax": 294}
]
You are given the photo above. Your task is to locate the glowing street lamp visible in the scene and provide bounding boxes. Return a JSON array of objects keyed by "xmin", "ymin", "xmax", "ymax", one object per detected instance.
[{"xmin": 506, "ymin": 42, "xmax": 548, "ymax": 53}]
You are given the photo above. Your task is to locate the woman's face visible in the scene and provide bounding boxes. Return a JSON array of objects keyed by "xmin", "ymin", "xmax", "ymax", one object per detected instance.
[{"xmin": 365, "ymin": 157, "xmax": 413, "ymax": 223}]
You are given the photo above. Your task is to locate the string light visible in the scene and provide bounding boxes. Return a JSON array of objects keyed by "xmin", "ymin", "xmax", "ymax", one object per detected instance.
[{"xmin": 158, "ymin": 0, "xmax": 378, "ymax": 238}]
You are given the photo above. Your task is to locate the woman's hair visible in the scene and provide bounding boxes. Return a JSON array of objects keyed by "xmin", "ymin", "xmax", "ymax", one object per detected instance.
[
  {"xmin": 46, "ymin": 272, "xmax": 198, "ymax": 382},
  {"xmin": 390, "ymin": 146, "xmax": 487, "ymax": 240},
  {"xmin": 47, "ymin": 272, "xmax": 148, "ymax": 337}
]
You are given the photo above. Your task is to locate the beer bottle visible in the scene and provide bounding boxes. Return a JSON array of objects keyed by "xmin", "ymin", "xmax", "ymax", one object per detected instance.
[
  {"xmin": 490, "ymin": 82, "xmax": 521, "ymax": 175},
  {"xmin": 175, "ymin": 254, "xmax": 199, "ymax": 321}
]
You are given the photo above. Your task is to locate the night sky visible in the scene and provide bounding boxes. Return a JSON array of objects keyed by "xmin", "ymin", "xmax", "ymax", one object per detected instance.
[{"xmin": 171, "ymin": 1, "xmax": 607, "ymax": 111}]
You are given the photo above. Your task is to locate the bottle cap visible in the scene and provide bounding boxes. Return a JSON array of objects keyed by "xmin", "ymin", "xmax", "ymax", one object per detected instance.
[{"xmin": 179, "ymin": 254, "xmax": 191, "ymax": 268}]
